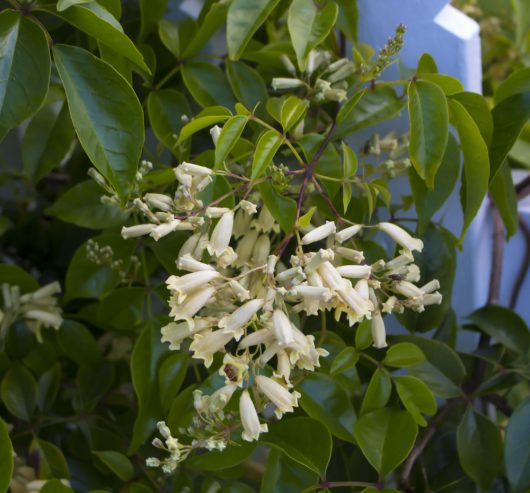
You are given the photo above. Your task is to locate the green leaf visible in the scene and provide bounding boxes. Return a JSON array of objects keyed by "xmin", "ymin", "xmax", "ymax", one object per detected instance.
[
  {"xmin": 40, "ymin": 3, "xmax": 149, "ymax": 74},
  {"xmin": 457, "ymin": 408, "xmax": 502, "ymax": 489},
  {"xmin": 46, "ymin": 180, "xmax": 128, "ymax": 229},
  {"xmin": 261, "ymin": 449, "xmax": 319, "ymax": 493},
  {"xmin": 298, "ymin": 372, "xmax": 356, "ymax": 442},
  {"xmin": 30, "ymin": 438, "xmax": 70, "ymax": 479},
  {"xmin": 182, "ymin": 1, "xmax": 228, "ymax": 57},
  {"xmin": 251, "ymin": 130, "xmax": 283, "ymax": 180},
  {"xmin": 408, "ymin": 80, "xmax": 449, "ymax": 187},
  {"xmin": 401, "ymin": 336, "xmax": 465, "ymax": 398},
  {"xmin": 53, "ymin": 44, "xmax": 144, "ymax": 203},
  {"xmin": 336, "ymin": 0, "xmax": 358, "ymax": 42},
  {"xmin": 182, "ymin": 61, "xmax": 236, "ymax": 109},
  {"xmin": 416, "ymin": 53, "xmax": 438, "ymax": 74},
  {"xmin": 1, "ymin": 363, "xmax": 37, "ymax": 420},
  {"xmin": 383, "ymin": 342, "xmax": 425, "ymax": 367},
  {"xmin": 37, "ymin": 364, "xmax": 61, "ymax": 412},
  {"xmin": 353, "ymin": 408, "xmax": 418, "ymax": 477},
  {"xmin": 336, "ymin": 89, "xmax": 365, "ymax": 124},
  {"xmin": 226, "ymin": 60, "xmax": 268, "ymax": 112},
  {"xmin": 0, "ymin": 418, "xmax": 13, "ymax": 493},
  {"xmin": 0, "ymin": 264, "xmax": 39, "ymax": 292},
  {"xmin": 394, "ymin": 376, "xmax": 437, "ymax": 427},
  {"xmin": 57, "ymin": 320, "xmax": 101, "ymax": 366},
  {"xmin": 257, "ymin": 181, "xmax": 297, "ymax": 234},
  {"xmin": 449, "ymin": 99, "xmax": 490, "ymax": 241},
  {"xmin": 264, "ymin": 417, "xmax": 331, "ymax": 476},
  {"xmin": 215, "ymin": 115, "xmax": 248, "ymax": 168},
  {"xmin": 409, "ymin": 134, "xmax": 460, "ymax": 234},
  {"xmin": 227, "ymin": 0, "xmax": 280, "ymax": 60},
  {"xmin": 359, "ymin": 368, "xmax": 391, "ymax": 416},
  {"xmin": 505, "ymin": 397, "xmax": 530, "ymax": 493},
  {"xmin": 489, "ymin": 160, "xmax": 518, "ymax": 238},
  {"xmin": 0, "ymin": 11, "xmax": 51, "ymax": 141},
  {"xmin": 158, "ymin": 352, "xmax": 189, "ymax": 414},
  {"xmin": 147, "ymin": 89, "xmax": 190, "ymax": 154},
  {"xmin": 22, "ymin": 101, "xmax": 75, "ymax": 182},
  {"xmin": 139, "ymin": 0, "xmax": 167, "ymax": 39},
  {"xmin": 186, "ymin": 439, "xmax": 257, "ymax": 471},
  {"xmin": 342, "ymin": 142, "xmax": 358, "ymax": 177},
  {"xmin": 335, "ymin": 87, "xmax": 406, "ymax": 138},
  {"xmin": 93, "ymin": 451, "xmax": 134, "ymax": 481},
  {"xmin": 40, "ymin": 480, "xmax": 74, "ymax": 493},
  {"xmin": 490, "ymin": 91, "xmax": 530, "ymax": 181},
  {"xmin": 330, "ymin": 347, "xmax": 359, "ymax": 376},
  {"xmin": 280, "ymin": 96, "xmax": 309, "ymax": 133},
  {"xmin": 57, "ymin": 0, "xmax": 92, "ymax": 11},
  {"xmin": 97, "ymin": 287, "xmax": 145, "ymax": 331},
  {"xmin": 466, "ymin": 305, "xmax": 530, "ymax": 355},
  {"xmin": 158, "ymin": 19, "xmax": 181, "ymax": 58},
  {"xmin": 288, "ymin": 0, "xmax": 338, "ymax": 70},
  {"xmin": 494, "ymin": 66, "xmax": 530, "ymax": 104},
  {"xmin": 176, "ymin": 112, "xmax": 231, "ymax": 145},
  {"xmin": 129, "ymin": 321, "xmax": 166, "ymax": 453},
  {"xmin": 355, "ymin": 319, "xmax": 373, "ymax": 350},
  {"xmin": 450, "ymin": 92, "xmax": 493, "ymax": 147},
  {"xmin": 418, "ymin": 74, "xmax": 464, "ymax": 95}
]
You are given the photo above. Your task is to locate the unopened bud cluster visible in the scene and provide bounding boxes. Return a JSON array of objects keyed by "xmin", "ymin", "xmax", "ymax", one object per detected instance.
[{"xmin": 86, "ymin": 239, "xmax": 140, "ymax": 282}]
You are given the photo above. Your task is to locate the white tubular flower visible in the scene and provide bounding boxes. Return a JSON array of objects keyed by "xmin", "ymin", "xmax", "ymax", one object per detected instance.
[
  {"xmin": 404, "ymin": 264, "xmax": 421, "ymax": 282},
  {"xmin": 301, "ymin": 221, "xmax": 336, "ymax": 245},
  {"xmin": 335, "ymin": 224, "xmax": 363, "ymax": 243},
  {"xmin": 240, "ymin": 390, "xmax": 268, "ymax": 442},
  {"xmin": 219, "ymin": 299, "xmax": 264, "ymax": 340},
  {"xmin": 174, "ymin": 166, "xmax": 193, "ymax": 188},
  {"xmin": 272, "ymin": 309, "xmax": 295, "ymax": 346},
  {"xmin": 421, "ymin": 279, "xmax": 440, "ymax": 294},
  {"xmin": 189, "ymin": 330, "xmax": 233, "ymax": 367},
  {"xmin": 382, "ymin": 296, "xmax": 399, "ymax": 313},
  {"xmin": 24, "ymin": 310, "xmax": 62, "ymax": 329},
  {"xmin": 177, "ymin": 254, "xmax": 215, "ymax": 273},
  {"xmin": 267, "ymin": 255, "xmax": 279, "ymax": 276},
  {"xmin": 355, "ymin": 279, "xmax": 370, "ymax": 300},
  {"xmin": 121, "ymin": 224, "xmax": 156, "ymax": 239},
  {"xmin": 377, "ymin": 222, "xmax": 423, "ymax": 253},
  {"xmin": 292, "ymin": 285, "xmax": 331, "ymax": 300},
  {"xmin": 169, "ymin": 286, "xmax": 216, "ymax": 327},
  {"xmin": 275, "ymin": 350, "xmax": 292, "ymax": 387},
  {"xmin": 371, "ymin": 312, "xmax": 387, "ymax": 348},
  {"xmin": 304, "ymin": 249, "xmax": 335, "ymax": 273},
  {"xmin": 336, "ymin": 285, "xmax": 373, "ymax": 319},
  {"xmin": 229, "ymin": 279, "xmax": 251, "ymax": 301},
  {"xmin": 318, "ymin": 261, "xmax": 347, "ymax": 290},
  {"xmin": 210, "ymin": 125, "xmax": 221, "ymax": 145},
  {"xmin": 423, "ymin": 293, "xmax": 443, "ymax": 305},
  {"xmin": 252, "ymin": 235, "xmax": 271, "ymax": 265},
  {"xmin": 217, "ymin": 246, "xmax": 238, "ymax": 268},
  {"xmin": 276, "ymin": 266, "xmax": 305, "ymax": 283},
  {"xmin": 236, "ymin": 229, "xmax": 259, "ymax": 265},
  {"xmin": 180, "ymin": 162, "xmax": 213, "ymax": 176},
  {"xmin": 234, "ymin": 209, "xmax": 253, "ymax": 238},
  {"xmin": 271, "ymin": 77, "xmax": 305, "ymax": 90},
  {"xmin": 240, "ymin": 200, "xmax": 257, "ymax": 215},
  {"xmin": 280, "ymin": 54, "xmax": 296, "ymax": 74},
  {"xmin": 219, "ymin": 353, "xmax": 249, "ymax": 386},
  {"xmin": 166, "ymin": 271, "xmax": 221, "ymax": 302},
  {"xmin": 150, "ymin": 219, "xmax": 182, "ymax": 241},
  {"xmin": 161, "ymin": 318, "xmax": 216, "ymax": 350},
  {"xmin": 393, "ymin": 281, "xmax": 423, "ymax": 298},
  {"xmin": 20, "ymin": 282, "xmax": 61, "ymax": 303},
  {"xmin": 335, "ymin": 247, "xmax": 364, "ymax": 263},
  {"xmin": 208, "ymin": 210, "xmax": 234, "ymax": 256},
  {"xmin": 255, "ymin": 375, "xmax": 301, "ymax": 418},
  {"xmin": 256, "ymin": 206, "xmax": 279, "ymax": 233},
  {"xmin": 385, "ymin": 252, "xmax": 414, "ymax": 270},
  {"xmin": 336, "ymin": 265, "xmax": 371, "ymax": 279},
  {"xmin": 206, "ymin": 207, "xmax": 231, "ymax": 219},
  {"xmin": 144, "ymin": 193, "xmax": 174, "ymax": 212},
  {"xmin": 238, "ymin": 328, "xmax": 275, "ymax": 349},
  {"xmin": 209, "ymin": 384, "xmax": 238, "ymax": 412},
  {"xmin": 258, "ymin": 340, "xmax": 281, "ymax": 366}
]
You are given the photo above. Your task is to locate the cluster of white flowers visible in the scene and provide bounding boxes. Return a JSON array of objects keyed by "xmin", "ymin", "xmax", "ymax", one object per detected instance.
[
  {"xmin": 0, "ymin": 281, "xmax": 63, "ymax": 344},
  {"xmin": 121, "ymin": 159, "xmax": 442, "ymax": 472}
]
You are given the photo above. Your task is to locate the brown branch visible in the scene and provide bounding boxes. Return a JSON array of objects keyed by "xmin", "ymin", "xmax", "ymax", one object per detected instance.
[
  {"xmin": 515, "ymin": 174, "xmax": 530, "ymax": 199},
  {"xmin": 487, "ymin": 207, "xmax": 505, "ymax": 305},
  {"xmin": 510, "ymin": 216, "xmax": 530, "ymax": 309}
]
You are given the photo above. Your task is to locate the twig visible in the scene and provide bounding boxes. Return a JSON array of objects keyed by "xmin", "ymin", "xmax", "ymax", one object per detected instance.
[
  {"xmin": 487, "ymin": 208, "xmax": 505, "ymax": 305},
  {"xmin": 515, "ymin": 174, "xmax": 530, "ymax": 199},
  {"xmin": 510, "ymin": 216, "xmax": 530, "ymax": 309}
]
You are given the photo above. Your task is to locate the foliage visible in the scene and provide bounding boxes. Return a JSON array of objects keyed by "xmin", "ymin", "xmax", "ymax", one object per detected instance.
[{"xmin": 0, "ymin": 1, "xmax": 528, "ymax": 492}]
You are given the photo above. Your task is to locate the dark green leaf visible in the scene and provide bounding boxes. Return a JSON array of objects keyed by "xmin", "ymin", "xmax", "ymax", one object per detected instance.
[
  {"xmin": 298, "ymin": 372, "xmax": 356, "ymax": 442},
  {"xmin": 257, "ymin": 181, "xmax": 296, "ymax": 234},
  {"xmin": 263, "ymin": 417, "xmax": 332, "ymax": 476},
  {"xmin": 494, "ymin": 66, "xmax": 530, "ymax": 104},
  {"xmin": 450, "ymin": 91, "xmax": 493, "ymax": 147},
  {"xmin": 40, "ymin": 480, "xmax": 74, "ymax": 493},
  {"xmin": 383, "ymin": 342, "xmax": 425, "ymax": 367},
  {"xmin": 158, "ymin": 352, "xmax": 189, "ymax": 413},
  {"xmin": 186, "ymin": 439, "xmax": 257, "ymax": 471},
  {"xmin": 57, "ymin": 320, "xmax": 101, "ymax": 365},
  {"xmin": 0, "ymin": 264, "xmax": 39, "ymax": 293},
  {"xmin": 53, "ymin": 45, "xmax": 144, "ymax": 203},
  {"xmin": 37, "ymin": 364, "xmax": 61, "ymax": 412},
  {"xmin": 93, "ymin": 450, "xmax": 134, "ymax": 481},
  {"xmin": 30, "ymin": 438, "xmax": 70, "ymax": 479},
  {"xmin": 408, "ymin": 80, "xmax": 449, "ymax": 187},
  {"xmin": 489, "ymin": 160, "xmax": 518, "ymax": 238},
  {"xmin": 183, "ymin": 2, "xmax": 228, "ymax": 57},
  {"xmin": 46, "ymin": 180, "xmax": 128, "ymax": 229},
  {"xmin": 336, "ymin": 0, "xmax": 358, "ymax": 42},
  {"xmin": 394, "ymin": 376, "xmax": 437, "ymax": 427},
  {"xmin": 261, "ymin": 449, "xmax": 319, "ymax": 493},
  {"xmin": 0, "ymin": 418, "xmax": 13, "ymax": 493},
  {"xmin": 251, "ymin": 130, "xmax": 283, "ymax": 180},
  {"xmin": 353, "ymin": 408, "xmax": 418, "ymax": 477},
  {"xmin": 215, "ymin": 115, "xmax": 248, "ymax": 168},
  {"xmin": 139, "ymin": 0, "xmax": 167, "ymax": 39},
  {"xmin": 359, "ymin": 368, "xmax": 391, "ymax": 416},
  {"xmin": 0, "ymin": 11, "xmax": 50, "ymax": 141},
  {"xmin": 330, "ymin": 347, "xmax": 359, "ymax": 376},
  {"xmin": 457, "ymin": 408, "xmax": 502, "ymax": 489},
  {"xmin": 227, "ymin": 0, "xmax": 280, "ymax": 60},
  {"xmin": 505, "ymin": 397, "xmax": 530, "ymax": 493},
  {"xmin": 1, "ymin": 363, "xmax": 37, "ymax": 420},
  {"xmin": 281, "ymin": 96, "xmax": 309, "ymax": 133},
  {"xmin": 226, "ymin": 60, "xmax": 268, "ymax": 112},
  {"xmin": 97, "ymin": 287, "xmax": 145, "ymax": 331}
]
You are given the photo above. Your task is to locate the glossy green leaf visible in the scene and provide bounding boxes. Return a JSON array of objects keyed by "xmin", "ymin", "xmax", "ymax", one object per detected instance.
[
  {"xmin": 342, "ymin": 142, "xmax": 358, "ymax": 177},
  {"xmin": 176, "ymin": 112, "xmax": 231, "ymax": 145},
  {"xmin": 408, "ymin": 80, "xmax": 449, "ymax": 187},
  {"xmin": 359, "ymin": 368, "xmax": 392, "ymax": 416},
  {"xmin": 494, "ymin": 66, "xmax": 530, "ymax": 104},
  {"xmin": 336, "ymin": 0, "xmax": 358, "ymax": 42},
  {"xmin": 449, "ymin": 99, "xmax": 490, "ymax": 241},
  {"xmin": 383, "ymin": 342, "xmax": 425, "ymax": 367},
  {"xmin": 0, "ymin": 418, "xmax": 13, "ymax": 493},
  {"xmin": 330, "ymin": 347, "xmax": 359, "ymax": 376},
  {"xmin": 419, "ymin": 74, "xmax": 464, "ymax": 95},
  {"xmin": 0, "ymin": 264, "xmax": 39, "ymax": 293},
  {"xmin": 215, "ymin": 115, "xmax": 248, "ymax": 167},
  {"xmin": 227, "ymin": 0, "xmax": 280, "ymax": 60},
  {"xmin": 489, "ymin": 160, "xmax": 518, "ymax": 238},
  {"xmin": 30, "ymin": 438, "xmax": 70, "ymax": 479},
  {"xmin": 0, "ymin": 11, "xmax": 51, "ymax": 141},
  {"xmin": 147, "ymin": 89, "xmax": 190, "ymax": 153},
  {"xmin": 93, "ymin": 450, "xmax": 134, "ymax": 481},
  {"xmin": 226, "ymin": 60, "xmax": 268, "ymax": 112},
  {"xmin": 288, "ymin": 0, "xmax": 338, "ymax": 70},
  {"xmin": 40, "ymin": 3, "xmax": 150, "ymax": 74},
  {"xmin": 264, "ymin": 417, "xmax": 332, "ymax": 475},
  {"xmin": 183, "ymin": 1, "xmax": 228, "ymax": 57},
  {"xmin": 261, "ymin": 449, "xmax": 319, "ymax": 493},
  {"xmin": 158, "ymin": 19, "xmax": 181, "ymax": 58},
  {"xmin": 158, "ymin": 352, "xmax": 189, "ymax": 413},
  {"xmin": 336, "ymin": 89, "xmax": 365, "ymax": 124},
  {"xmin": 281, "ymin": 96, "xmax": 309, "ymax": 133},
  {"xmin": 1, "ymin": 363, "xmax": 37, "ymax": 420},
  {"xmin": 466, "ymin": 305, "xmax": 530, "ymax": 355},
  {"xmin": 457, "ymin": 408, "xmax": 502, "ymax": 489},
  {"xmin": 416, "ymin": 52, "xmax": 438, "ymax": 74},
  {"xmin": 139, "ymin": 0, "xmax": 167, "ymax": 39},
  {"xmin": 353, "ymin": 408, "xmax": 418, "ymax": 477},
  {"xmin": 450, "ymin": 91, "xmax": 493, "ymax": 147},
  {"xmin": 57, "ymin": 0, "xmax": 91, "ymax": 11},
  {"xmin": 40, "ymin": 481, "xmax": 74, "ymax": 493},
  {"xmin": 409, "ymin": 134, "xmax": 460, "ymax": 234},
  {"xmin": 37, "ymin": 364, "xmax": 61, "ymax": 412},
  {"xmin": 251, "ymin": 130, "xmax": 283, "ymax": 180},
  {"xmin": 394, "ymin": 376, "xmax": 437, "ymax": 427},
  {"xmin": 298, "ymin": 372, "xmax": 356, "ymax": 442},
  {"xmin": 257, "ymin": 181, "xmax": 296, "ymax": 234},
  {"xmin": 355, "ymin": 318, "xmax": 373, "ymax": 350},
  {"xmin": 186, "ymin": 439, "xmax": 257, "ymax": 471},
  {"xmin": 182, "ymin": 61, "xmax": 236, "ymax": 109},
  {"xmin": 57, "ymin": 320, "xmax": 101, "ymax": 366},
  {"xmin": 22, "ymin": 101, "xmax": 75, "ymax": 182},
  {"xmin": 505, "ymin": 397, "xmax": 530, "ymax": 493},
  {"xmin": 46, "ymin": 180, "xmax": 128, "ymax": 229},
  {"xmin": 53, "ymin": 45, "xmax": 144, "ymax": 203},
  {"xmin": 97, "ymin": 287, "xmax": 145, "ymax": 331}
]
